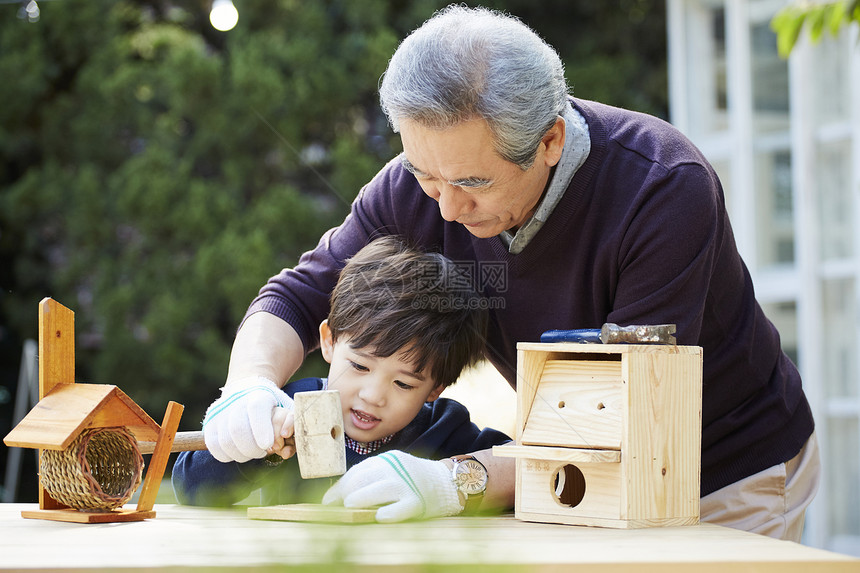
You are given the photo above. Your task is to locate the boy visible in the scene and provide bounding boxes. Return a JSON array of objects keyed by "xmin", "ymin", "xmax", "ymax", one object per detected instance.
[{"xmin": 172, "ymin": 236, "xmax": 511, "ymax": 510}]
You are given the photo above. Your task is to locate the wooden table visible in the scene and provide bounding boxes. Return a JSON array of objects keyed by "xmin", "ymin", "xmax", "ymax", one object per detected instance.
[{"xmin": 1, "ymin": 503, "xmax": 857, "ymax": 572}]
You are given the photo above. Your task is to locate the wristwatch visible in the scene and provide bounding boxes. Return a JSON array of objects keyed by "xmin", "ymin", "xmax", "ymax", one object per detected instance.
[{"xmin": 450, "ymin": 455, "xmax": 488, "ymax": 514}]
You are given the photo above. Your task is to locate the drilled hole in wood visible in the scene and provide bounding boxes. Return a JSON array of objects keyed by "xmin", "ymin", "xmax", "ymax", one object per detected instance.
[
  {"xmin": 553, "ymin": 464, "xmax": 586, "ymax": 508},
  {"xmin": 330, "ymin": 425, "xmax": 342, "ymax": 440},
  {"xmin": 558, "ymin": 401, "xmax": 565, "ymax": 409},
  {"xmin": 596, "ymin": 402, "xmax": 605, "ymax": 410}
]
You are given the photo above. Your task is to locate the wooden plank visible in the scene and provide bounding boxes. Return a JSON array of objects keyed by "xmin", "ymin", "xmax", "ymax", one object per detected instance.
[
  {"xmin": 493, "ymin": 444, "xmax": 621, "ymax": 464},
  {"xmin": 520, "ymin": 360, "xmax": 623, "ymax": 449},
  {"xmin": 621, "ymin": 351, "xmax": 702, "ymax": 522},
  {"xmin": 515, "ymin": 511, "xmax": 699, "ymax": 529},
  {"xmin": 515, "ymin": 347, "xmax": 545, "ymax": 440},
  {"xmin": 517, "ymin": 342, "xmax": 702, "ymax": 355},
  {"xmin": 2, "ymin": 383, "xmax": 91, "ymax": 449},
  {"xmin": 38, "ymin": 298, "xmax": 75, "ymax": 398},
  {"xmin": 136, "ymin": 401, "xmax": 184, "ymax": 513},
  {"xmin": 248, "ymin": 503, "xmax": 377, "ymax": 524},
  {"xmin": 293, "ymin": 390, "xmax": 346, "ymax": 479},
  {"xmin": 38, "ymin": 298, "xmax": 74, "ymax": 510},
  {"xmin": 20, "ymin": 507, "xmax": 155, "ymax": 523},
  {"xmin": 3, "ymin": 504, "xmax": 858, "ymax": 570}
]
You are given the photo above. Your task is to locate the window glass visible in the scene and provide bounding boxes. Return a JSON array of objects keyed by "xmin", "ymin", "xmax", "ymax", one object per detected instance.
[
  {"xmin": 816, "ymin": 141, "xmax": 853, "ymax": 261},
  {"xmin": 809, "ymin": 33, "xmax": 851, "ymax": 125},
  {"xmin": 822, "ymin": 278, "xmax": 857, "ymax": 399},
  {"xmin": 755, "ymin": 150, "xmax": 794, "ymax": 266},
  {"xmin": 750, "ymin": 22, "xmax": 789, "ymax": 134},
  {"xmin": 827, "ymin": 417, "xmax": 860, "ymax": 538},
  {"xmin": 760, "ymin": 301, "xmax": 798, "ymax": 366},
  {"xmin": 686, "ymin": 4, "xmax": 728, "ymax": 136}
]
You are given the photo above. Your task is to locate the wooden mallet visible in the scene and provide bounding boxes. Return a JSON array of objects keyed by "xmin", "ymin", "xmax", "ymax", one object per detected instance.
[{"xmin": 138, "ymin": 389, "xmax": 347, "ymax": 479}]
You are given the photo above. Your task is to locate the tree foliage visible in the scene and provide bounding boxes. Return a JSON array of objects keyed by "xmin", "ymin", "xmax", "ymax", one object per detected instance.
[
  {"xmin": 771, "ymin": 0, "xmax": 860, "ymax": 58},
  {"xmin": 0, "ymin": 0, "xmax": 405, "ymax": 419},
  {"xmin": 0, "ymin": 0, "xmax": 668, "ymax": 432}
]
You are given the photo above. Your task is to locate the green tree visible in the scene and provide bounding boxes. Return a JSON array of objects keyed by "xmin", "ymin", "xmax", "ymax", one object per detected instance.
[
  {"xmin": 0, "ymin": 0, "xmax": 403, "ymax": 421},
  {"xmin": 514, "ymin": 0, "xmax": 668, "ymax": 119},
  {"xmin": 772, "ymin": 0, "xmax": 860, "ymax": 57}
]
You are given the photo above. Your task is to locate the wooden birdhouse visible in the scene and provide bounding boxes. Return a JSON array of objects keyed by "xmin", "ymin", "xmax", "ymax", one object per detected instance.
[
  {"xmin": 2, "ymin": 298, "xmax": 183, "ymax": 523},
  {"xmin": 494, "ymin": 342, "xmax": 702, "ymax": 529}
]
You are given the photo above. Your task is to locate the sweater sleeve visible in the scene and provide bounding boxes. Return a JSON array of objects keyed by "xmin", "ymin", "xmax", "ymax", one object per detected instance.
[{"xmin": 171, "ymin": 450, "xmax": 272, "ymax": 507}]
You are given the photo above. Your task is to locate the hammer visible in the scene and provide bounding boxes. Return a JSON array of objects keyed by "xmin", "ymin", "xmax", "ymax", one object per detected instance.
[
  {"xmin": 540, "ymin": 323, "xmax": 677, "ymax": 345},
  {"xmin": 137, "ymin": 389, "xmax": 347, "ymax": 479}
]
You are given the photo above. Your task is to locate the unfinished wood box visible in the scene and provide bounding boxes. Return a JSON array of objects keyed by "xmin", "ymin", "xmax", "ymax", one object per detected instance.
[{"xmin": 494, "ymin": 342, "xmax": 702, "ymax": 529}]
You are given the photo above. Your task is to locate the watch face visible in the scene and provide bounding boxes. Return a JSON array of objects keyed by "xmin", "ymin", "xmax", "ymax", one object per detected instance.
[{"xmin": 454, "ymin": 459, "xmax": 488, "ymax": 494}]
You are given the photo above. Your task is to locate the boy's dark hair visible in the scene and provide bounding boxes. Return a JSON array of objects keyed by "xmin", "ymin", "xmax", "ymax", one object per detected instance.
[{"xmin": 327, "ymin": 236, "xmax": 488, "ymax": 388}]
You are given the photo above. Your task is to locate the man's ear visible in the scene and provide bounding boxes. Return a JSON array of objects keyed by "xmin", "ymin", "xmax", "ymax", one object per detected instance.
[
  {"xmin": 319, "ymin": 320, "xmax": 334, "ymax": 364},
  {"xmin": 425, "ymin": 384, "xmax": 445, "ymax": 403},
  {"xmin": 541, "ymin": 115, "xmax": 566, "ymax": 167}
]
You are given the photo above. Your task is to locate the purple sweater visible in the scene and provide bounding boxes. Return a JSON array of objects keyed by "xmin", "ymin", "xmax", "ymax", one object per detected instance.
[{"xmin": 247, "ymin": 98, "xmax": 814, "ymax": 497}]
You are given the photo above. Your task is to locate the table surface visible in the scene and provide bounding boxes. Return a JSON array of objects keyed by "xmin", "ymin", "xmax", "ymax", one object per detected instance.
[{"xmin": 1, "ymin": 503, "xmax": 858, "ymax": 572}]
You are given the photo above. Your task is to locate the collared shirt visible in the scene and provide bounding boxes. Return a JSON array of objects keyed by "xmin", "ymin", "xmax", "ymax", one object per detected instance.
[
  {"xmin": 344, "ymin": 433, "xmax": 397, "ymax": 455},
  {"xmin": 500, "ymin": 102, "xmax": 591, "ymax": 254}
]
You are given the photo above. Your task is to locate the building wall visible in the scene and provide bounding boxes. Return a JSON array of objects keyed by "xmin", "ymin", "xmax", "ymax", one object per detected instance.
[{"xmin": 667, "ymin": 0, "xmax": 860, "ymax": 555}]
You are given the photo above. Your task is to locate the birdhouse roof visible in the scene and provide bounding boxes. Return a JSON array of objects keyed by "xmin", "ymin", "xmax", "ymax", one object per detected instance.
[{"xmin": 3, "ymin": 383, "xmax": 161, "ymax": 450}]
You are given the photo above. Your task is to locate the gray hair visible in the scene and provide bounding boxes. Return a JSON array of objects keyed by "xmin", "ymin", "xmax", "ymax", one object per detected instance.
[{"xmin": 379, "ymin": 5, "xmax": 569, "ymax": 170}]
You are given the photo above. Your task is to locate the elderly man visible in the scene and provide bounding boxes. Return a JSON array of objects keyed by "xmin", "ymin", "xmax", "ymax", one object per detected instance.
[{"xmin": 203, "ymin": 5, "xmax": 818, "ymax": 540}]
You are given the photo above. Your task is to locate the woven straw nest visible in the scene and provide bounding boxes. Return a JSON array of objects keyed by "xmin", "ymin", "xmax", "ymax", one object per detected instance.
[{"xmin": 40, "ymin": 426, "xmax": 144, "ymax": 511}]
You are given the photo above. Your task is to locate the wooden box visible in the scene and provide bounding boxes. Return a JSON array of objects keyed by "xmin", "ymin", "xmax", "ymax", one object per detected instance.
[{"xmin": 494, "ymin": 342, "xmax": 702, "ymax": 529}]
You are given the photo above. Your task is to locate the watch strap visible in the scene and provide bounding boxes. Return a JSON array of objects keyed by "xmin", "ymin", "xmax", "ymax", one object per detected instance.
[
  {"xmin": 462, "ymin": 489, "xmax": 484, "ymax": 515},
  {"xmin": 451, "ymin": 455, "xmax": 487, "ymax": 515}
]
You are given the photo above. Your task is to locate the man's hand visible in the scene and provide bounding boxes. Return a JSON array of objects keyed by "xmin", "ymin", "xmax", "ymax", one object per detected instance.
[
  {"xmin": 202, "ymin": 376, "xmax": 294, "ymax": 462},
  {"xmin": 322, "ymin": 450, "xmax": 463, "ymax": 522}
]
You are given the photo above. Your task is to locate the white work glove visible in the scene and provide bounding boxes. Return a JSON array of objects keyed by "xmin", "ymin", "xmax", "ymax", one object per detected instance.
[
  {"xmin": 322, "ymin": 450, "xmax": 463, "ymax": 522},
  {"xmin": 202, "ymin": 376, "xmax": 293, "ymax": 463}
]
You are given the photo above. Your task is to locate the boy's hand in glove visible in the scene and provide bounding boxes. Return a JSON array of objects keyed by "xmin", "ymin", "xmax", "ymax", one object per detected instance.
[
  {"xmin": 269, "ymin": 406, "xmax": 296, "ymax": 460},
  {"xmin": 322, "ymin": 450, "xmax": 463, "ymax": 522},
  {"xmin": 202, "ymin": 376, "xmax": 293, "ymax": 462}
]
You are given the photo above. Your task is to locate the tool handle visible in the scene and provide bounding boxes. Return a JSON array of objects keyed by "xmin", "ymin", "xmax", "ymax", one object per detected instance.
[
  {"xmin": 138, "ymin": 431, "xmax": 204, "ymax": 454},
  {"xmin": 539, "ymin": 328, "xmax": 602, "ymax": 344},
  {"xmin": 137, "ymin": 430, "xmax": 295, "ymax": 455}
]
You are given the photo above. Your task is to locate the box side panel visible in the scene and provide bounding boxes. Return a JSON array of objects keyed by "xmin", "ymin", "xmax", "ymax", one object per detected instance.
[
  {"xmin": 622, "ymin": 351, "xmax": 702, "ymax": 521},
  {"xmin": 516, "ymin": 456, "xmax": 622, "ymax": 522}
]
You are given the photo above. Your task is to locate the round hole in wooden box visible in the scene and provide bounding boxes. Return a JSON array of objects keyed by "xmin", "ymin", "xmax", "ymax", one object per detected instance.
[{"xmin": 553, "ymin": 464, "xmax": 586, "ymax": 508}]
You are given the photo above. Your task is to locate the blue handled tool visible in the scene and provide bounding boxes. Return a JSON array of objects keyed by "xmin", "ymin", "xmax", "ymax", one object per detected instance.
[
  {"xmin": 540, "ymin": 323, "xmax": 677, "ymax": 345},
  {"xmin": 540, "ymin": 328, "xmax": 603, "ymax": 344}
]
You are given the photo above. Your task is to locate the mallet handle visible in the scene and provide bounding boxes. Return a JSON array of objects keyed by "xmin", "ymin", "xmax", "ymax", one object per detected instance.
[{"xmin": 137, "ymin": 431, "xmax": 295, "ymax": 455}]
